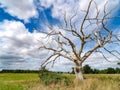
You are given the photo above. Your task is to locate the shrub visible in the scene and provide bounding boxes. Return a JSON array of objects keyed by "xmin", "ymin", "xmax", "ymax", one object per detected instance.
[
  {"xmin": 39, "ymin": 70, "xmax": 73, "ymax": 86},
  {"xmin": 83, "ymin": 65, "xmax": 93, "ymax": 74},
  {"xmin": 106, "ymin": 68, "xmax": 115, "ymax": 74}
]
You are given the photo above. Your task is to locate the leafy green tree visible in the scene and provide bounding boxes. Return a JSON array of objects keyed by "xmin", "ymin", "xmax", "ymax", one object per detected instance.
[
  {"xmin": 115, "ymin": 68, "xmax": 120, "ymax": 74},
  {"xmin": 106, "ymin": 68, "xmax": 115, "ymax": 74},
  {"xmin": 117, "ymin": 62, "xmax": 120, "ymax": 65},
  {"xmin": 93, "ymin": 69, "xmax": 100, "ymax": 74},
  {"xmin": 83, "ymin": 65, "xmax": 93, "ymax": 74}
]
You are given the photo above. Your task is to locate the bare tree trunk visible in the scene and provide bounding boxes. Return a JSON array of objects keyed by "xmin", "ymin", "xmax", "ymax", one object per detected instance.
[{"xmin": 74, "ymin": 64, "xmax": 84, "ymax": 80}]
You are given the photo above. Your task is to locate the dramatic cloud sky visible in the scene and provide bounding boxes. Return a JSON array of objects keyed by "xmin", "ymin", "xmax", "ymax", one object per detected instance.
[{"xmin": 0, "ymin": 0, "xmax": 120, "ymax": 71}]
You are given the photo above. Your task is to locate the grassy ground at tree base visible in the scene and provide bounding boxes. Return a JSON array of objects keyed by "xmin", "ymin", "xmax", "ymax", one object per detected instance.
[{"xmin": 0, "ymin": 73, "xmax": 120, "ymax": 90}]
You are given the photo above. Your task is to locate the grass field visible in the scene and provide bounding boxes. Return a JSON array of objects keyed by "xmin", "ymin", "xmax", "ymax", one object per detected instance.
[{"xmin": 0, "ymin": 73, "xmax": 120, "ymax": 90}]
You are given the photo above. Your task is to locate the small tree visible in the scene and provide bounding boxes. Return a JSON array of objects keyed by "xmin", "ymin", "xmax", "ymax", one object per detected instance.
[
  {"xmin": 83, "ymin": 65, "xmax": 93, "ymax": 74},
  {"xmin": 106, "ymin": 68, "xmax": 115, "ymax": 74},
  {"xmin": 117, "ymin": 62, "xmax": 120, "ymax": 65},
  {"xmin": 39, "ymin": 0, "xmax": 120, "ymax": 80},
  {"xmin": 115, "ymin": 68, "xmax": 120, "ymax": 74}
]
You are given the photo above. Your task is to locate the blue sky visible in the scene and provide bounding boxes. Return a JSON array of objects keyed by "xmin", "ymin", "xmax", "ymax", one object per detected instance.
[{"xmin": 0, "ymin": 0, "xmax": 120, "ymax": 71}]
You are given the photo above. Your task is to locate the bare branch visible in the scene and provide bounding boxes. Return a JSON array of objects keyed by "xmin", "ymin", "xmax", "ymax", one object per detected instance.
[
  {"xmin": 96, "ymin": 50, "xmax": 111, "ymax": 62},
  {"xmin": 64, "ymin": 11, "xmax": 68, "ymax": 27},
  {"xmin": 80, "ymin": 0, "xmax": 93, "ymax": 36},
  {"xmin": 81, "ymin": 45, "xmax": 101, "ymax": 61},
  {"xmin": 52, "ymin": 55, "xmax": 60, "ymax": 67},
  {"xmin": 78, "ymin": 38, "xmax": 86, "ymax": 56},
  {"xmin": 104, "ymin": 47, "xmax": 120, "ymax": 60},
  {"xmin": 41, "ymin": 54, "xmax": 57, "ymax": 67},
  {"xmin": 110, "ymin": 50, "xmax": 120, "ymax": 55},
  {"xmin": 70, "ymin": 11, "xmax": 77, "ymax": 30},
  {"xmin": 59, "ymin": 32, "xmax": 79, "ymax": 59}
]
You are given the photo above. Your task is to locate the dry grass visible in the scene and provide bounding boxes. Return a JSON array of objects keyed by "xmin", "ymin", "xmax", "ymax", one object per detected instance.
[
  {"xmin": 0, "ymin": 73, "xmax": 120, "ymax": 90},
  {"xmin": 30, "ymin": 74, "xmax": 120, "ymax": 90}
]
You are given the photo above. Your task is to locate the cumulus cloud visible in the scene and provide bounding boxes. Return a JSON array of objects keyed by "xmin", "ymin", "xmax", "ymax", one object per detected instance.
[
  {"xmin": 0, "ymin": 20, "xmax": 59, "ymax": 70},
  {"xmin": 39, "ymin": 0, "xmax": 120, "ymax": 38},
  {"xmin": 0, "ymin": 20, "xmax": 51, "ymax": 60},
  {"xmin": 40, "ymin": 0, "xmax": 79, "ymax": 20},
  {"xmin": 0, "ymin": 0, "xmax": 38, "ymax": 22},
  {"xmin": 40, "ymin": 0, "xmax": 120, "ymax": 21}
]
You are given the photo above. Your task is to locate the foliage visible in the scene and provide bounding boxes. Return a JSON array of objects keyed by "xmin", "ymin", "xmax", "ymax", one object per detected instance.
[
  {"xmin": 0, "ymin": 69, "xmax": 39, "ymax": 73},
  {"xmin": 115, "ymin": 68, "xmax": 120, "ymax": 73},
  {"xmin": 83, "ymin": 65, "xmax": 120, "ymax": 74},
  {"xmin": 118, "ymin": 62, "xmax": 120, "ymax": 65},
  {"xmin": 83, "ymin": 65, "xmax": 93, "ymax": 74},
  {"xmin": 106, "ymin": 68, "xmax": 115, "ymax": 74},
  {"xmin": 39, "ymin": 69, "xmax": 73, "ymax": 86}
]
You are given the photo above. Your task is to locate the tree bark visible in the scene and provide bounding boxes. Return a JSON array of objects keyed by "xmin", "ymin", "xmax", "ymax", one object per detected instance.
[{"xmin": 74, "ymin": 64, "xmax": 84, "ymax": 80}]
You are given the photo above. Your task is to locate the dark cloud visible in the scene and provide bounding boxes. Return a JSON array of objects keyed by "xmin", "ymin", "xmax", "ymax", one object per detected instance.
[
  {"xmin": 0, "ymin": 55, "xmax": 23, "ymax": 60},
  {"xmin": 0, "ymin": 58, "xmax": 42, "ymax": 70}
]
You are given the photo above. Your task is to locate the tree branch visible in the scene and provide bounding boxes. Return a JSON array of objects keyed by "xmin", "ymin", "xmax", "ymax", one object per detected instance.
[{"xmin": 80, "ymin": 0, "xmax": 93, "ymax": 36}]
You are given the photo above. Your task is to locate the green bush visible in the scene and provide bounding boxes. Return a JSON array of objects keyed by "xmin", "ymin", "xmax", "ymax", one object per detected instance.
[
  {"xmin": 39, "ymin": 70, "xmax": 72, "ymax": 86},
  {"xmin": 83, "ymin": 64, "xmax": 93, "ymax": 74}
]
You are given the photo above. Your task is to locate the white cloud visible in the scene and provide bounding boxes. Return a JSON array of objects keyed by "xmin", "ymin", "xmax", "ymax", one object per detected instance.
[
  {"xmin": 83, "ymin": 52, "xmax": 120, "ymax": 69},
  {"xmin": 39, "ymin": 0, "xmax": 120, "ymax": 39},
  {"xmin": 0, "ymin": 0, "xmax": 38, "ymax": 22},
  {"xmin": 0, "ymin": 20, "xmax": 50, "ymax": 59},
  {"xmin": 0, "ymin": 20, "xmax": 59, "ymax": 70},
  {"xmin": 40, "ymin": 0, "xmax": 79, "ymax": 20},
  {"xmin": 40, "ymin": 0, "xmax": 119, "ymax": 21}
]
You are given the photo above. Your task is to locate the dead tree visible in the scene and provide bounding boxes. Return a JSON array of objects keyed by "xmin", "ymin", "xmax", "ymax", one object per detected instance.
[{"xmin": 39, "ymin": 0, "xmax": 120, "ymax": 80}]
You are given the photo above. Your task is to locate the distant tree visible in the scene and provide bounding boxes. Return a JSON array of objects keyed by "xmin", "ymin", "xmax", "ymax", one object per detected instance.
[
  {"xmin": 93, "ymin": 69, "xmax": 100, "ymax": 74},
  {"xmin": 115, "ymin": 68, "xmax": 120, "ymax": 74},
  {"xmin": 117, "ymin": 62, "xmax": 120, "ymax": 65},
  {"xmin": 39, "ymin": 0, "xmax": 120, "ymax": 80},
  {"xmin": 106, "ymin": 68, "xmax": 115, "ymax": 74},
  {"xmin": 83, "ymin": 65, "xmax": 93, "ymax": 74},
  {"xmin": 71, "ymin": 67, "xmax": 75, "ymax": 74}
]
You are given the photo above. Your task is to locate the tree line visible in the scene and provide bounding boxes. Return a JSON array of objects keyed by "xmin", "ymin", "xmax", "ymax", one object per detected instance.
[
  {"xmin": 0, "ymin": 65, "xmax": 120, "ymax": 74},
  {"xmin": 0, "ymin": 69, "xmax": 39, "ymax": 73},
  {"xmin": 82, "ymin": 65, "xmax": 120, "ymax": 74}
]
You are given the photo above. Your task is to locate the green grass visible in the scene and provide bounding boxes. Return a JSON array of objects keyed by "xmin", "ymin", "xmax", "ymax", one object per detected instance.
[
  {"xmin": 0, "ymin": 73, "xmax": 120, "ymax": 90},
  {"xmin": 0, "ymin": 73, "xmax": 39, "ymax": 90}
]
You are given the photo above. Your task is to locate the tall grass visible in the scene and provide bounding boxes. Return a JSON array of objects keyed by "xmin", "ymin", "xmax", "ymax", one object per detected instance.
[
  {"xmin": 0, "ymin": 73, "xmax": 120, "ymax": 90},
  {"xmin": 31, "ymin": 74, "xmax": 120, "ymax": 90}
]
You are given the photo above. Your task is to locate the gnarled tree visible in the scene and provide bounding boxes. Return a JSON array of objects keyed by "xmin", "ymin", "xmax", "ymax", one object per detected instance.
[{"xmin": 39, "ymin": 0, "xmax": 120, "ymax": 80}]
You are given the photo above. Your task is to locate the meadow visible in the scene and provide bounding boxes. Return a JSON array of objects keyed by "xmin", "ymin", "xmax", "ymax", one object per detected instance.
[{"xmin": 0, "ymin": 73, "xmax": 120, "ymax": 90}]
